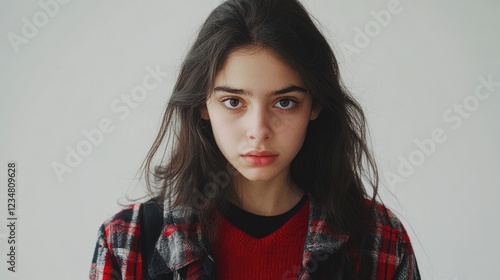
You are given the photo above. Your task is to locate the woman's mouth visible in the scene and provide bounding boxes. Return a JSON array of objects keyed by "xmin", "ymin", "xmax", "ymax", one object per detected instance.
[{"xmin": 242, "ymin": 151, "xmax": 278, "ymax": 166}]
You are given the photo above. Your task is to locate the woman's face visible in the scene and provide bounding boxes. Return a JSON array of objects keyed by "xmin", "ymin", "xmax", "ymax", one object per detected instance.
[{"xmin": 202, "ymin": 46, "xmax": 320, "ymax": 184}]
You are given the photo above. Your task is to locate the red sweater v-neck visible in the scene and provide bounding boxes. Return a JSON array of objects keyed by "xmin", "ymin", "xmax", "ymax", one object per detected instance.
[{"xmin": 213, "ymin": 200, "xmax": 310, "ymax": 280}]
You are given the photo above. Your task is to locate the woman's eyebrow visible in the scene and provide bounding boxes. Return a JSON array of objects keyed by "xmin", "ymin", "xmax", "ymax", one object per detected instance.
[
  {"xmin": 275, "ymin": 85, "xmax": 307, "ymax": 94},
  {"xmin": 213, "ymin": 85, "xmax": 307, "ymax": 96}
]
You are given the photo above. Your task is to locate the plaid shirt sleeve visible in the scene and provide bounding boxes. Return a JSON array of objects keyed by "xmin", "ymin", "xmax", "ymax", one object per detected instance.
[
  {"xmin": 89, "ymin": 203, "xmax": 143, "ymax": 280},
  {"xmin": 372, "ymin": 203, "xmax": 421, "ymax": 280}
]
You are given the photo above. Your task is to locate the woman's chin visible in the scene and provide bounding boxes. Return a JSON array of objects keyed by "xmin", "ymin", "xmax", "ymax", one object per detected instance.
[{"xmin": 234, "ymin": 168, "xmax": 284, "ymax": 184}]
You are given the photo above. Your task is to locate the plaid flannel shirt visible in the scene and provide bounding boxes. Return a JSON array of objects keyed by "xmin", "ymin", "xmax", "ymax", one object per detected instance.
[{"xmin": 89, "ymin": 195, "xmax": 420, "ymax": 279}]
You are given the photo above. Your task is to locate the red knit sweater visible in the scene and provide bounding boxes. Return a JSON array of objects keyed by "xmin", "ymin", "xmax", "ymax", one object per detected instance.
[{"xmin": 213, "ymin": 200, "xmax": 310, "ymax": 280}]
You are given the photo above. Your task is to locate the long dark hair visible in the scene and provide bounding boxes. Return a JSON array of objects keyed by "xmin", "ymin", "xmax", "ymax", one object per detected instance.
[{"xmin": 142, "ymin": 0, "xmax": 380, "ymax": 278}]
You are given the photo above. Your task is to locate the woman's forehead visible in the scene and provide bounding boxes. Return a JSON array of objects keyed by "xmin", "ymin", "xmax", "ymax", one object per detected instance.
[{"xmin": 213, "ymin": 47, "xmax": 304, "ymax": 93}]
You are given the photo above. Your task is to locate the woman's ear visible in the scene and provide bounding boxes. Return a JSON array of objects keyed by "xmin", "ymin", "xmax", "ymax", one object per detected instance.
[
  {"xmin": 309, "ymin": 105, "xmax": 321, "ymax": 121},
  {"xmin": 201, "ymin": 106, "xmax": 210, "ymax": 120}
]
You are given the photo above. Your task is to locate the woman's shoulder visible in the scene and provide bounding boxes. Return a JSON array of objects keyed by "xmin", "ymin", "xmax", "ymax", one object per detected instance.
[
  {"xmin": 100, "ymin": 202, "xmax": 143, "ymax": 231},
  {"xmin": 95, "ymin": 202, "xmax": 145, "ymax": 255},
  {"xmin": 365, "ymin": 199, "xmax": 418, "ymax": 267},
  {"xmin": 367, "ymin": 199, "xmax": 413, "ymax": 241},
  {"xmin": 96, "ymin": 198, "xmax": 166, "ymax": 247},
  {"xmin": 363, "ymin": 199, "xmax": 421, "ymax": 278},
  {"xmin": 90, "ymin": 202, "xmax": 145, "ymax": 279}
]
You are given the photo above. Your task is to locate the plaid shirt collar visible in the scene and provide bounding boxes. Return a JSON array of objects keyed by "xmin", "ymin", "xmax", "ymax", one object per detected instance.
[{"xmin": 148, "ymin": 194, "xmax": 350, "ymax": 278}]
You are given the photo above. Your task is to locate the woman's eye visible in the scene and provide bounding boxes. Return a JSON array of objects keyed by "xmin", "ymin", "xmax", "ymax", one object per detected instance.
[
  {"xmin": 275, "ymin": 98, "xmax": 296, "ymax": 109},
  {"xmin": 222, "ymin": 98, "xmax": 242, "ymax": 109}
]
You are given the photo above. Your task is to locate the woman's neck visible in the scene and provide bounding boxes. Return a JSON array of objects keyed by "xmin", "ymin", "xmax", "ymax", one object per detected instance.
[{"xmin": 232, "ymin": 173, "xmax": 304, "ymax": 216}]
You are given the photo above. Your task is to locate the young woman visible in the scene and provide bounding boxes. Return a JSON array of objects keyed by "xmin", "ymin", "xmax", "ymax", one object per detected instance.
[{"xmin": 90, "ymin": 0, "xmax": 421, "ymax": 279}]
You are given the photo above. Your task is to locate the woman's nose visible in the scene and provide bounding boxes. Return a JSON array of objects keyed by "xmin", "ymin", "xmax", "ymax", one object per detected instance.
[{"xmin": 246, "ymin": 107, "xmax": 273, "ymax": 142}]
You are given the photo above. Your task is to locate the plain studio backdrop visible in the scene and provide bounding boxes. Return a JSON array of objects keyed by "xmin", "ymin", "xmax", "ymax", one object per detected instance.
[{"xmin": 1, "ymin": 0, "xmax": 499, "ymax": 279}]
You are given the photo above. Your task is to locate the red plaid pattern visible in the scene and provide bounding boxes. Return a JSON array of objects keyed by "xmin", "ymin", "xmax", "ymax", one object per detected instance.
[{"xmin": 90, "ymin": 196, "xmax": 420, "ymax": 279}]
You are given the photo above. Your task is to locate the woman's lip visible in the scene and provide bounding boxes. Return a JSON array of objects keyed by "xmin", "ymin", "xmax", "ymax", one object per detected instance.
[
  {"xmin": 242, "ymin": 151, "xmax": 278, "ymax": 156},
  {"xmin": 242, "ymin": 155, "xmax": 277, "ymax": 166}
]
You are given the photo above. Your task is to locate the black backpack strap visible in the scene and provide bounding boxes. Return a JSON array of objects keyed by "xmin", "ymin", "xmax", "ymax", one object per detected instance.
[{"xmin": 139, "ymin": 197, "xmax": 164, "ymax": 280}]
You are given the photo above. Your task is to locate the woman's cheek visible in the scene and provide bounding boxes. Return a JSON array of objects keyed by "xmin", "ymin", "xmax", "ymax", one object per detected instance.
[{"xmin": 213, "ymin": 117, "xmax": 240, "ymax": 141}]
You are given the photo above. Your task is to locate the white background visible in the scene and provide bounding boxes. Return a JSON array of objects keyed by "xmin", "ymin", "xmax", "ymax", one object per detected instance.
[{"xmin": 1, "ymin": 0, "xmax": 499, "ymax": 279}]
